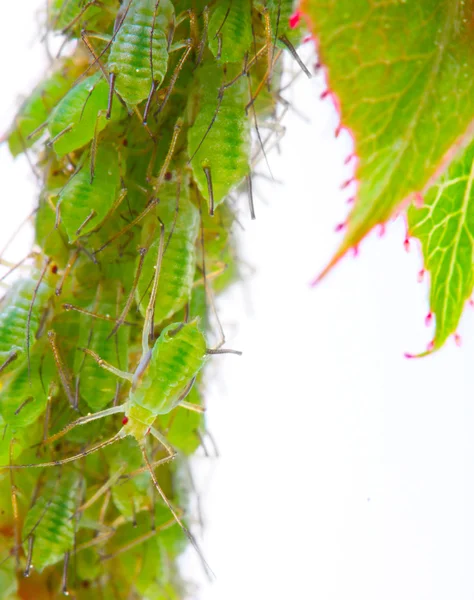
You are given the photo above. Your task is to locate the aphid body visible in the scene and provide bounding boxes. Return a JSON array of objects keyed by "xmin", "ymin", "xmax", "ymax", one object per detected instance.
[
  {"xmin": 48, "ymin": 72, "xmax": 123, "ymax": 156},
  {"xmin": 22, "ymin": 471, "xmax": 81, "ymax": 572},
  {"xmin": 107, "ymin": 0, "xmax": 175, "ymax": 109},
  {"xmin": 208, "ymin": 0, "xmax": 252, "ymax": 63}
]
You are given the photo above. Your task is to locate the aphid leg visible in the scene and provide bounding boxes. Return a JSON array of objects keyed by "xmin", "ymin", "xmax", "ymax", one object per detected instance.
[
  {"xmin": 140, "ymin": 443, "xmax": 215, "ymax": 580},
  {"xmin": 5, "ymin": 430, "xmax": 126, "ymax": 469},
  {"xmin": 279, "ymin": 35, "xmax": 312, "ymax": 79},
  {"xmin": 155, "ymin": 40, "xmax": 193, "ymax": 118},
  {"xmin": 46, "ymin": 124, "xmax": 74, "ymax": 148},
  {"xmin": 43, "ymin": 405, "xmax": 127, "ymax": 447},
  {"xmin": 75, "ymin": 210, "xmax": 96, "ymax": 236},
  {"xmin": 56, "ymin": 250, "xmax": 79, "ymax": 296},
  {"xmin": 60, "ymin": 1, "xmax": 98, "ymax": 34},
  {"xmin": 148, "ymin": 426, "xmax": 176, "ymax": 457},
  {"xmin": 9, "ymin": 440, "xmax": 20, "ymax": 569},
  {"xmin": 152, "ymin": 118, "xmax": 183, "ymax": 190},
  {"xmin": 108, "ymin": 246, "xmax": 148, "ymax": 339},
  {"xmin": 48, "ymin": 330, "xmax": 76, "ymax": 409},
  {"xmin": 143, "ymin": 81, "xmax": 157, "ymax": 125},
  {"xmin": 245, "ymin": 68, "xmax": 274, "ymax": 180},
  {"xmin": 206, "ymin": 347, "xmax": 243, "ymax": 356},
  {"xmin": 27, "ymin": 258, "xmax": 51, "ymax": 383},
  {"xmin": 179, "ymin": 401, "xmax": 205, "ymax": 414},
  {"xmin": 141, "ymin": 220, "xmax": 165, "ymax": 355},
  {"xmin": 75, "ymin": 465, "xmax": 126, "ymax": 517},
  {"xmin": 247, "ymin": 173, "xmax": 256, "ymax": 220},
  {"xmin": 101, "ymin": 515, "xmax": 177, "ymax": 562},
  {"xmin": 106, "ymin": 73, "xmax": 116, "ymax": 120},
  {"xmin": 80, "ymin": 348, "xmax": 134, "ymax": 383},
  {"xmin": 24, "ymin": 536, "xmax": 34, "ymax": 577}
]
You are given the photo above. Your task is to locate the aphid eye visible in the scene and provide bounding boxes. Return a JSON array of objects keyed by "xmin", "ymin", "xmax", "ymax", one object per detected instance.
[
  {"xmin": 51, "ymin": 264, "xmax": 58, "ymax": 274},
  {"xmin": 122, "ymin": 416, "xmax": 129, "ymax": 425}
]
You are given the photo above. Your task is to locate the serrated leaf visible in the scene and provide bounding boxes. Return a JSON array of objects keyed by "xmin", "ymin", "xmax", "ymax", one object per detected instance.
[
  {"xmin": 302, "ymin": 0, "xmax": 474, "ymax": 275},
  {"xmin": 408, "ymin": 140, "xmax": 474, "ymax": 351}
]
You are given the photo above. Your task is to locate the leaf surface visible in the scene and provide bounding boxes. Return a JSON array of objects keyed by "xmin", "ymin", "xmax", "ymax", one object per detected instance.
[
  {"xmin": 409, "ymin": 140, "xmax": 474, "ymax": 351},
  {"xmin": 301, "ymin": 0, "xmax": 474, "ymax": 274}
]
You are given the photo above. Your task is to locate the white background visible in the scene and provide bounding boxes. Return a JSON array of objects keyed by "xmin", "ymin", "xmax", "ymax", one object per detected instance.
[{"xmin": 2, "ymin": 3, "xmax": 474, "ymax": 600}]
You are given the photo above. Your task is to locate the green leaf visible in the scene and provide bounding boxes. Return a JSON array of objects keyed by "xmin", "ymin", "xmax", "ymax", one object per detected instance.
[
  {"xmin": 408, "ymin": 140, "xmax": 474, "ymax": 352},
  {"xmin": 302, "ymin": 0, "xmax": 474, "ymax": 274}
]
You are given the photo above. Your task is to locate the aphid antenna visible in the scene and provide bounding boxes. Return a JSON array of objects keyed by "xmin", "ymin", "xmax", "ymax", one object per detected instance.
[
  {"xmin": 26, "ymin": 257, "xmax": 51, "ymax": 385},
  {"xmin": 142, "ymin": 219, "xmax": 165, "ymax": 353},
  {"xmin": 60, "ymin": 1, "xmax": 100, "ymax": 36},
  {"xmin": 0, "ymin": 252, "xmax": 37, "ymax": 284},
  {"xmin": 197, "ymin": 195, "xmax": 226, "ymax": 349},
  {"xmin": 93, "ymin": 197, "xmax": 159, "ymax": 256},
  {"xmin": 154, "ymin": 39, "xmax": 193, "ymax": 119},
  {"xmin": 10, "ymin": 119, "xmax": 41, "ymax": 182},
  {"xmin": 47, "ymin": 329, "xmax": 77, "ymax": 409},
  {"xmin": 68, "ymin": 0, "xmax": 135, "ymax": 88},
  {"xmin": 0, "ymin": 208, "xmax": 38, "ymax": 260},
  {"xmin": 279, "ymin": 34, "xmax": 312, "ymax": 79},
  {"xmin": 140, "ymin": 441, "xmax": 216, "ymax": 581},
  {"xmin": 245, "ymin": 71, "xmax": 275, "ymax": 182},
  {"xmin": 107, "ymin": 247, "xmax": 148, "ymax": 340}
]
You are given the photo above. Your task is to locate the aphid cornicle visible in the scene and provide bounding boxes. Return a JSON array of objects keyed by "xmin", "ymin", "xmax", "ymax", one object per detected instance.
[{"xmin": 107, "ymin": 0, "xmax": 175, "ymax": 115}]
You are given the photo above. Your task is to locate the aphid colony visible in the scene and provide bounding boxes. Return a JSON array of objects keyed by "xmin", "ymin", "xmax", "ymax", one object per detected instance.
[{"xmin": 0, "ymin": 0, "xmax": 306, "ymax": 597}]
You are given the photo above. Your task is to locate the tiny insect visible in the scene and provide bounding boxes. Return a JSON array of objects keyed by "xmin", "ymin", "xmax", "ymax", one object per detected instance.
[
  {"xmin": 207, "ymin": 0, "xmax": 252, "ymax": 64},
  {"xmin": 22, "ymin": 470, "xmax": 81, "ymax": 576},
  {"xmin": 48, "ymin": 71, "xmax": 124, "ymax": 156},
  {"xmin": 188, "ymin": 62, "xmax": 250, "ymax": 213},
  {"xmin": 56, "ymin": 142, "xmax": 124, "ymax": 242},
  {"xmin": 0, "ymin": 271, "xmax": 54, "ymax": 377},
  {"xmin": 136, "ymin": 177, "xmax": 200, "ymax": 326},
  {"xmin": 6, "ymin": 233, "xmax": 215, "ymax": 573},
  {"xmin": 6, "ymin": 58, "xmax": 84, "ymax": 157},
  {"xmin": 107, "ymin": 0, "xmax": 176, "ymax": 119}
]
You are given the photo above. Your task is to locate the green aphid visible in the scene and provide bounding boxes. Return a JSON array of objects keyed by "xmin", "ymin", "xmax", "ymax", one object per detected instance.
[
  {"xmin": 188, "ymin": 62, "xmax": 250, "ymax": 212},
  {"xmin": 22, "ymin": 470, "xmax": 82, "ymax": 573},
  {"xmin": 57, "ymin": 143, "xmax": 123, "ymax": 242},
  {"xmin": 48, "ymin": 72, "xmax": 124, "ymax": 156},
  {"xmin": 208, "ymin": 0, "xmax": 252, "ymax": 64},
  {"xmin": 136, "ymin": 181, "xmax": 199, "ymax": 326},
  {"xmin": 107, "ymin": 0, "xmax": 175, "ymax": 115},
  {"xmin": 49, "ymin": 0, "xmax": 102, "ymax": 33},
  {"xmin": 7, "ymin": 58, "xmax": 83, "ymax": 157},
  {"xmin": 0, "ymin": 347, "xmax": 55, "ymax": 429},
  {"xmin": 0, "ymin": 273, "xmax": 53, "ymax": 377},
  {"xmin": 158, "ymin": 386, "xmax": 203, "ymax": 455}
]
